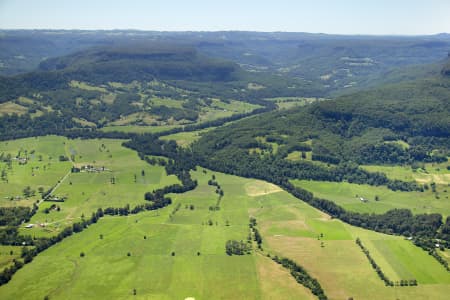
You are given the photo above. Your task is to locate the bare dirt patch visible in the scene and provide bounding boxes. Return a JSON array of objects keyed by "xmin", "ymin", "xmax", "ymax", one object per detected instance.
[
  {"xmin": 245, "ymin": 180, "xmax": 282, "ymax": 197},
  {"xmin": 415, "ymin": 174, "xmax": 450, "ymax": 185}
]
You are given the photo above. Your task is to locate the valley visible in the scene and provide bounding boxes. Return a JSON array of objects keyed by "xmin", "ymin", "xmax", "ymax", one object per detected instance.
[{"xmin": 0, "ymin": 29, "xmax": 449, "ymax": 300}]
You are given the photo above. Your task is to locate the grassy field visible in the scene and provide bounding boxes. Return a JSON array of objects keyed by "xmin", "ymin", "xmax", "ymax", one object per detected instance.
[
  {"xmin": 0, "ymin": 101, "xmax": 28, "ymax": 116},
  {"xmin": 107, "ymin": 112, "xmax": 159, "ymax": 126},
  {"xmin": 69, "ymin": 80, "xmax": 108, "ymax": 93},
  {"xmin": 250, "ymin": 185, "xmax": 450, "ymax": 300},
  {"xmin": 0, "ymin": 246, "xmax": 21, "ymax": 271},
  {"xmin": 291, "ymin": 179, "xmax": 450, "ymax": 216},
  {"xmin": 264, "ymin": 97, "xmax": 324, "ymax": 110},
  {"xmin": 160, "ymin": 128, "xmax": 214, "ymax": 147},
  {"xmin": 362, "ymin": 162, "xmax": 450, "ymax": 185},
  {"xmin": 19, "ymin": 138, "xmax": 179, "ymax": 238},
  {"xmin": 198, "ymin": 100, "xmax": 259, "ymax": 123},
  {"xmin": 1, "ymin": 137, "xmax": 450, "ymax": 299},
  {"xmin": 286, "ymin": 150, "xmax": 312, "ymax": 161},
  {"xmin": 0, "ymin": 168, "xmax": 315, "ymax": 300},
  {"xmin": 1, "ymin": 167, "xmax": 449, "ymax": 299},
  {"xmin": 0, "ymin": 136, "xmax": 72, "ymax": 207},
  {"xmin": 150, "ymin": 96, "xmax": 184, "ymax": 109}
]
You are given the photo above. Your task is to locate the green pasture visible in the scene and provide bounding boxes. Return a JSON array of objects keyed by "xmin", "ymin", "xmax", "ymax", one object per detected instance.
[
  {"xmin": 0, "ymin": 136, "xmax": 71, "ymax": 207},
  {"xmin": 149, "ymin": 96, "xmax": 184, "ymax": 109},
  {"xmin": 20, "ymin": 138, "xmax": 179, "ymax": 238},
  {"xmin": 0, "ymin": 246, "xmax": 21, "ymax": 271},
  {"xmin": 362, "ymin": 162, "xmax": 450, "ymax": 185},
  {"xmin": 198, "ymin": 99, "xmax": 260, "ymax": 123},
  {"xmin": 160, "ymin": 128, "xmax": 213, "ymax": 147},
  {"xmin": 291, "ymin": 179, "xmax": 450, "ymax": 216},
  {"xmin": 0, "ymin": 168, "xmax": 314, "ymax": 300},
  {"xmin": 0, "ymin": 101, "xmax": 28, "ymax": 116},
  {"xmin": 1, "ymin": 144, "xmax": 450, "ymax": 299},
  {"xmin": 264, "ymin": 97, "xmax": 323, "ymax": 110},
  {"xmin": 250, "ymin": 183, "xmax": 450, "ymax": 299},
  {"xmin": 286, "ymin": 150, "xmax": 312, "ymax": 161}
]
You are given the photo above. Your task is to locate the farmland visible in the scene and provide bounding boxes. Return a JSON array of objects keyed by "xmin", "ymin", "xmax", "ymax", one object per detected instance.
[
  {"xmin": 0, "ymin": 28, "xmax": 450, "ymax": 300},
  {"xmin": 160, "ymin": 129, "xmax": 212, "ymax": 147},
  {"xmin": 0, "ymin": 167, "xmax": 316, "ymax": 300},
  {"xmin": 0, "ymin": 136, "xmax": 180, "ymax": 238},
  {"xmin": 0, "ymin": 136, "xmax": 72, "ymax": 207},
  {"xmin": 265, "ymin": 97, "xmax": 325, "ymax": 110},
  {"xmin": 291, "ymin": 179, "xmax": 450, "ymax": 216},
  {"xmin": 362, "ymin": 163, "xmax": 450, "ymax": 185},
  {"xmin": 1, "ymin": 158, "xmax": 450, "ymax": 299},
  {"xmin": 250, "ymin": 184, "xmax": 450, "ymax": 300}
]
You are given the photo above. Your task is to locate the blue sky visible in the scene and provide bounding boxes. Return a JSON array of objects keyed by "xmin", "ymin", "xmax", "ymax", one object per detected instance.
[{"xmin": 0, "ymin": 0, "xmax": 449, "ymax": 34}]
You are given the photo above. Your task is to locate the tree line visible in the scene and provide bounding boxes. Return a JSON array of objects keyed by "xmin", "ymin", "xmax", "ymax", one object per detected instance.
[
  {"xmin": 355, "ymin": 238, "xmax": 417, "ymax": 286},
  {"xmin": 272, "ymin": 255, "xmax": 328, "ymax": 300},
  {"xmin": 285, "ymin": 182, "xmax": 444, "ymax": 239},
  {"xmin": 0, "ymin": 132, "xmax": 200, "ymax": 285}
]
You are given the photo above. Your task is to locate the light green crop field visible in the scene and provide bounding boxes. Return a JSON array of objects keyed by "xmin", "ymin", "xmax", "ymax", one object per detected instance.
[
  {"xmin": 291, "ymin": 179, "xmax": 450, "ymax": 216},
  {"xmin": 250, "ymin": 186, "xmax": 450, "ymax": 300},
  {"xmin": 150, "ymin": 96, "xmax": 184, "ymax": 108},
  {"xmin": 286, "ymin": 150, "xmax": 312, "ymax": 161},
  {"xmin": 160, "ymin": 128, "xmax": 214, "ymax": 147},
  {"xmin": 0, "ymin": 168, "xmax": 315, "ymax": 300},
  {"xmin": 362, "ymin": 162, "xmax": 450, "ymax": 185},
  {"xmin": 198, "ymin": 99, "xmax": 260, "ymax": 123},
  {"xmin": 264, "ymin": 97, "xmax": 324, "ymax": 110},
  {"xmin": 69, "ymin": 80, "xmax": 108, "ymax": 93},
  {"xmin": 19, "ymin": 138, "xmax": 179, "ymax": 238}
]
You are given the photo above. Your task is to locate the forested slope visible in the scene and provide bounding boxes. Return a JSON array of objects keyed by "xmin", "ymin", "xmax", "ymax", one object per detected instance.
[{"xmin": 195, "ymin": 60, "xmax": 450, "ymax": 167}]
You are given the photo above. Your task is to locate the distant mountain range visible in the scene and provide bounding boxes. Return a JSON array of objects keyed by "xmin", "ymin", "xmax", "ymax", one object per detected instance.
[{"xmin": 1, "ymin": 30, "xmax": 450, "ymax": 92}]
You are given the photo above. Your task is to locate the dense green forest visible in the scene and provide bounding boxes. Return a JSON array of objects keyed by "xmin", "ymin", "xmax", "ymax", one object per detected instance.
[{"xmin": 195, "ymin": 62, "xmax": 450, "ymax": 167}]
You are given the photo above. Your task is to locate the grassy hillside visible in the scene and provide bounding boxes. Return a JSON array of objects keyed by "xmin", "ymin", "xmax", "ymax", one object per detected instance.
[{"xmin": 0, "ymin": 43, "xmax": 328, "ymax": 140}]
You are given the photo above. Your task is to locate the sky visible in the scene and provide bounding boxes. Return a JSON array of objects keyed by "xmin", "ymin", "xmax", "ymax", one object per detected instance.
[{"xmin": 0, "ymin": 0, "xmax": 449, "ymax": 35}]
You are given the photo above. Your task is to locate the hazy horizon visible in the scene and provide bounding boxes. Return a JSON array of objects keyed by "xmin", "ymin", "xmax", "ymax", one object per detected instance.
[{"xmin": 1, "ymin": 0, "xmax": 450, "ymax": 35}]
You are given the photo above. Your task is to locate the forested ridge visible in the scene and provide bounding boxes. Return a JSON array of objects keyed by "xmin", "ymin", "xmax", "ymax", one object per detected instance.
[
  {"xmin": 195, "ymin": 62, "xmax": 450, "ymax": 167},
  {"xmin": 0, "ymin": 43, "xmax": 324, "ymax": 139}
]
